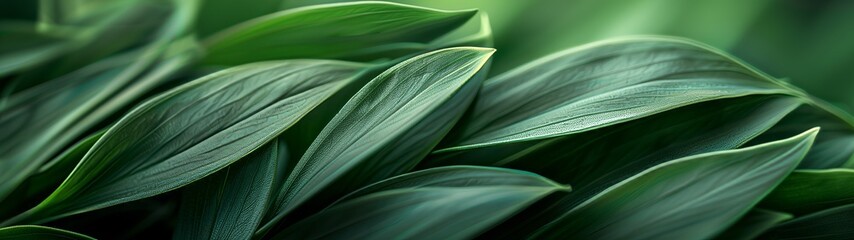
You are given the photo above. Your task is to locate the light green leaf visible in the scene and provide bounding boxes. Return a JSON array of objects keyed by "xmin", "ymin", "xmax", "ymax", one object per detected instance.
[
  {"xmin": 759, "ymin": 203, "xmax": 854, "ymax": 239},
  {"xmin": 1, "ymin": 60, "xmax": 369, "ymax": 226},
  {"xmin": 760, "ymin": 169, "xmax": 854, "ymax": 215},
  {"xmin": 175, "ymin": 140, "xmax": 279, "ymax": 240},
  {"xmin": 336, "ymin": 165, "xmax": 566, "ymax": 204},
  {"xmin": 715, "ymin": 209, "xmax": 792, "ymax": 240},
  {"xmin": 271, "ymin": 169, "xmax": 566, "ymax": 240},
  {"xmin": 438, "ymin": 36, "xmax": 803, "ymax": 152},
  {"xmin": 202, "ymin": 1, "xmax": 476, "ymax": 65},
  {"xmin": 0, "ymin": 225, "xmax": 93, "ymax": 240},
  {"xmin": 261, "ymin": 47, "xmax": 494, "ymax": 234},
  {"xmin": 531, "ymin": 128, "xmax": 818, "ymax": 239}
]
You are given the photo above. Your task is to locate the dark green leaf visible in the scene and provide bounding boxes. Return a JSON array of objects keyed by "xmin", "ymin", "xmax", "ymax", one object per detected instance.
[
  {"xmin": 761, "ymin": 169, "xmax": 854, "ymax": 215},
  {"xmin": 759, "ymin": 203, "xmax": 854, "ymax": 240},
  {"xmin": 2, "ymin": 60, "xmax": 369, "ymax": 225},
  {"xmin": 0, "ymin": 38, "xmax": 198, "ymax": 203},
  {"xmin": 715, "ymin": 209, "xmax": 792, "ymax": 240},
  {"xmin": 271, "ymin": 167, "xmax": 566, "ymax": 240},
  {"xmin": 748, "ymin": 104, "xmax": 854, "ymax": 169},
  {"xmin": 0, "ymin": 225, "xmax": 93, "ymax": 240},
  {"xmin": 202, "ymin": 2, "xmax": 477, "ymax": 65},
  {"xmin": 336, "ymin": 165, "xmax": 565, "ymax": 204},
  {"xmin": 175, "ymin": 140, "xmax": 279, "ymax": 240},
  {"xmin": 437, "ymin": 37, "xmax": 803, "ymax": 152},
  {"xmin": 448, "ymin": 96, "xmax": 802, "ymax": 238},
  {"xmin": 0, "ymin": 130, "xmax": 102, "ymax": 220},
  {"xmin": 531, "ymin": 128, "xmax": 817, "ymax": 239},
  {"xmin": 261, "ymin": 47, "xmax": 494, "ymax": 233}
]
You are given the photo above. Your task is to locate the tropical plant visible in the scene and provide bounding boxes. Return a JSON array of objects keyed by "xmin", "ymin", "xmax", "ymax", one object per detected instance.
[{"xmin": 1, "ymin": 0, "xmax": 853, "ymax": 239}]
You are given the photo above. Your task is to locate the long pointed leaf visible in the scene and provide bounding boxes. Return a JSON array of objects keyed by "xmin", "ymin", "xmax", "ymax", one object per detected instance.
[
  {"xmin": 261, "ymin": 47, "xmax": 494, "ymax": 233},
  {"xmin": 2, "ymin": 60, "xmax": 369, "ymax": 225},
  {"xmin": 438, "ymin": 37, "xmax": 803, "ymax": 152},
  {"xmin": 272, "ymin": 167, "xmax": 566, "ymax": 240},
  {"xmin": 532, "ymin": 128, "xmax": 817, "ymax": 239},
  {"xmin": 203, "ymin": 1, "xmax": 477, "ymax": 65}
]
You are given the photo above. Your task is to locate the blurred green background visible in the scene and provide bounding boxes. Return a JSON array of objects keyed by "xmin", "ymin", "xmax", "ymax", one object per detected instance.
[{"xmin": 4, "ymin": 0, "xmax": 852, "ymax": 111}]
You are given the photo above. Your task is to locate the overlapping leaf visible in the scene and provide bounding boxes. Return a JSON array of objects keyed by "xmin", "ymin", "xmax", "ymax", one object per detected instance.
[
  {"xmin": 530, "ymin": 128, "xmax": 817, "ymax": 239},
  {"xmin": 716, "ymin": 209, "xmax": 792, "ymax": 240},
  {"xmin": 335, "ymin": 165, "xmax": 564, "ymax": 204},
  {"xmin": 761, "ymin": 169, "xmax": 854, "ymax": 215},
  {"xmin": 759, "ymin": 203, "xmax": 854, "ymax": 239},
  {"xmin": 437, "ymin": 37, "xmax": 805, "ymax": 152},
  {"xmin": 442, "ymin": 96, "xmax": 802, "ymax": 238},
  {"xmin": 271, "ymin": 166, "xmax": 566, "ymax": 240},
  {"xmin": 1, "ymin": 60, "xmax": 369, "ymax": 225},
  {"xmin": 0, "ymin": 39, "xmax": 198, "ymax": 203},
  {"xmin": 0, "ymin": 0, "xmax": 200, "ymax": 203},
  {"xmin": 747, "ymin": 105, "xmax": 854, "ymax": 169},
  {"xmin": 261, "ymin": 47, "xmax": 494, "ymax": 233},
  {"xmin": 174, "ymin": 140, "xmax": 279, "ymax": 240},
  {"xmin": 203, "ymin": 1, "xmax": 477, "ymax": 65}
]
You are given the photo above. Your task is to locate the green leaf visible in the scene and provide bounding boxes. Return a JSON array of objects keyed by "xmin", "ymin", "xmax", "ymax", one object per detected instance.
[
  {"xmin": 0, "ymin": 225, "xmax": 93, "ymax": 240},
  {"xmin": 748, "ymin": 104, "xmax": 854, "ymax": 169},
  {"xmin": 0, "ymin": 38, "xmax": 198, "ymax": 203},
  {"xmin": 0, "ymin": 130, "xmax": 102, "ymax": 220},
  {"xmin": 336, "ymin": 165, "xmax": 567, "ymax": 204},
  {"xmin": 760, "ymin": 169, "xmax": 854, "ymax": 215},
  {"xmin": 428, "ymin": 96, "xmax": 801, "ymax": 182},
  {"xmin": 474, "ymin": 96, "xmax": 804, "ymax": 238},
  {"xmin": 531, "ymin": 128, "xmax": 818, "ymax": 239},
  {"xmin": 271, "ymin": 168, "xmax": 566, "ymax": 240},
  {"xmin": 175, "ymin": 140, "xmax": 279, "ymax": 240},
  {"xmin": 261, "ymin": 47, "xmax": 494, "ymax": 234},
  {"xmin": 1, "ymin": 60, "xmax": 369, "ymax": 226},
  {"xmin": 0, "ymin": 22, "xmax": 71, "ymax": 77},
  {"xmin": 202, "ymin": 1, "xmax": 476, "ymax": 65},
  {"xmin": 715, "ymin": 209, "xmax": 792, "ymax": 240},
  {"xmin": 759, "ymin": 203, "xmax": 854, "ymax": 239},
  {"xmin": 437, "ymin": 36, "xmax": 802, "ymax": 152},
  {"xmin": 0, "ymin": 0, "xmax": 200, "ymax": 202}
]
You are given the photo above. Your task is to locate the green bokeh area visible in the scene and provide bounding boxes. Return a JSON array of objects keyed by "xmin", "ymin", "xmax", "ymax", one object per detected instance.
[{"xmin": 287, "ymin": 0, "xmax": 854, "ymax": 112}]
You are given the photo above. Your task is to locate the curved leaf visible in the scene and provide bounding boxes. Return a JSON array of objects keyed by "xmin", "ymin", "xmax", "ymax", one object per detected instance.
[
  {"xmin": 759, "ymin": 203, "xmax": 854, "ymax": 239},
  {"xmin": 0, "ymin": 17, "xmax": 200, "ymax": 203},
  {"xmin": 335, "ymin": 165, "xmax": 564, "ymax": 204},
  {"xmin": 203, "ymin": 1, "xmax": 477, "ymax": 65},
  {"xmin": 438, "ymin": 36, "xmax": 802, "ymax": 152},
  {"xmin": 2, "ymin": 60, "xmax": 369, "ymax": 225},
  {"xmin": 761, "ymin": 169, "xmax": 854, "ymax": 215},
  {"xmin": 261, "ymin": 47, "xmax": 494, "ymax": 233},
  {"xmin": 272, "ymin": 169, "xmax": 565, "ymax": 240},
  {"xmin": 175, "ymin": 140, "xmax": 279, "ymax": 240},
  {"xmin": 748, "ymin": 105, "xmax": 854, "ymax": 169},
  {"xmin": 531, "ymin": 128, "xmax": 818, "ymax": 239},
  {"xmin": 0, "ymin": 225, "xmax": 93, "ymax": 240},
  {"xmin": 715, "ymin": 209, "xmax": 792, "ymax": 240},
  {"xmin": 0, "ymin": 130, "xmax": 102, "ymax": 220},
  {"xmin": 470, "ymin": 96, "xmax": 803, "ymax": 238}
]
